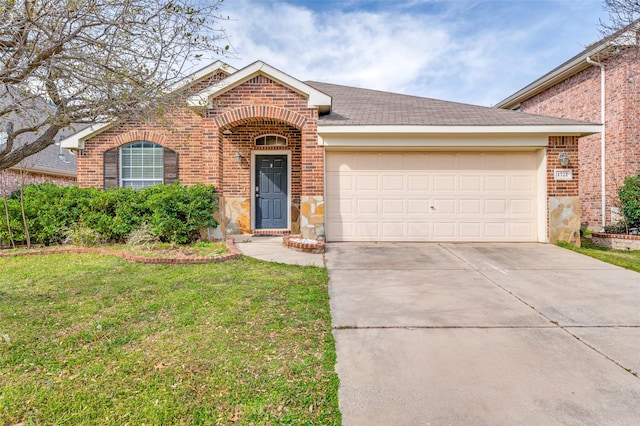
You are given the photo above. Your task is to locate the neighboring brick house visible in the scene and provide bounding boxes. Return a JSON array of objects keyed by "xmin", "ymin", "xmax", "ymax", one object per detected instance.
[
  {"xmin": 495, "ymin": 25, "xmax": 640, "ymax": 230},
  {"xmin": 0, "ymin": 143, "xmax": 76, "ymax": 196},
  {"xmin": 62, "ymin": 60, "xmax": 599, "ymax": 245}
]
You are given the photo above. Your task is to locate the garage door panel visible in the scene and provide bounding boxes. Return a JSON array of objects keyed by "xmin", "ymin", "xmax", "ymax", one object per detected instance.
[
  {"xmin": 511, "ymin": 222, "xmax": 536, "ymax": 238},
  {"xmin": 485, "ymin": 222, "xmax": 508, "ymax": 238},
  {"xmin": 485, "ymin": 199, "xmax": 507, "ymax": 215},
  {"xmin": 356, "ymin": 222, "xmax": 379, "ymax": 239},
  {"xmin": 460, "ymin": 222, "xmax": 482, "ymax": 239},
  {"xmin": 326, "ymin": 172, "xmax": 354, "ymax": 191},
  {"xmin": 511, "ymin": 175, "xmax": 535, "ymax": 191},
  {"xmin": 485, "ymin": 176, "xmax": 507, "ymax": 191},
  {"xmin": 408, "ymin": 175, "xmax": 430, "ymax": 191},
  {"xmin": 382, "ymin": 222, "xmax": 406, "ymax": 239},
  {"xmin": 356, "ymin": 199, "xmax": 378, "ymax": 214},
  {"xmin": 356, "ymin": 175, "xmax": 379, "ymax": 191},
  {"xmin": 459, "ymin": 199, "xmax": 482, "ymax": 215},
  {"xmin": 407, "ymin": 222, "xmax": 430, "ymax": 237},
  {"xmin": 408, "ymin": 199, "xmax": 430, "ymax": 215},
  {"xmin": 326, "ymin": 151, "xmax": 538, "ymax": 242},
  {"xmin": 459, "ymin": 175, "xmax": 482, "ymax": 191},
  {"xmin": 433, "ymin": 175, "xmax": 456, "ymax": 191},
  {"xmin": 511, "ymin": 199, "xmax": 535, "ymax": 215},
  {"xmin": 382, "ymin": 175, "xmax": 405, "ymax": 191},
  {"xmin": 433, "ymin": 199, "xmax": 455, "ymax": 214},
  {"xmin": 433, "ymin": 222, "xmax": 456, "ymax": 238}
]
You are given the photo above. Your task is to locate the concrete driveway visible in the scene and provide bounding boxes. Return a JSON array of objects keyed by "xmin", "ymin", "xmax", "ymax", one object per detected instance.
[{"xmin": 326, "ymin": 243, "xmax": 640, "ymax": 425}]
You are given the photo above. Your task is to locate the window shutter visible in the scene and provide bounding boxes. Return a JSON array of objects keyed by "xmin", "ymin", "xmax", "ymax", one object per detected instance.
[
  {"xmin": 164, "ymin": 147, "xmax": 178, "ymax": 184},
  {"xmin": 104, "ymin": 148, "xmax": 118, "ymax": 189}
]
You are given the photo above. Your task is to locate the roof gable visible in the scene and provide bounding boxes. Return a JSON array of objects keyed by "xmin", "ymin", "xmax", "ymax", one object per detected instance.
[{"xmin": 186, "ymin": 61, "xmax": 332, "ymax": 113}]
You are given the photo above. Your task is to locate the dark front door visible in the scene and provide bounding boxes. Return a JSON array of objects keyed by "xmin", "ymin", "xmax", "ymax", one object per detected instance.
[{"xmin": 255, "ymin": 155, "xmax": 288, "ymax": 229}]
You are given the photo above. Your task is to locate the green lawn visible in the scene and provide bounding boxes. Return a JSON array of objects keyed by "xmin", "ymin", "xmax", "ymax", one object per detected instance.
[
  {"xmin": 558, "ymin": 238, "xmax": 640, "ymax": 273},
  {"xmin": 0, "ymin": 253, "xmax": 340, "ymax": 425}
]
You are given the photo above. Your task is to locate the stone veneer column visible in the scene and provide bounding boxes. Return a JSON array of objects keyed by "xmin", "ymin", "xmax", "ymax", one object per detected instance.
[
  {"xmin": 299, "ymin": 112, "xmax": 324, "ymax": 240},
  {"xmin": 547, "ymin": 136, "xmax": 581, "ymax": 246}
]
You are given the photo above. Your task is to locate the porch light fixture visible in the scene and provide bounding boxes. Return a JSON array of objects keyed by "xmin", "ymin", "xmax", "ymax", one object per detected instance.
[
  {"xmin": 234, "ymin": 151, "xmax": 242, "ymax": 163},
  {"xmin": 222, "ymin": 129, "xmax": 233, "ymax": 136},
  {"xmin": 558, "ymin": 152, "xmax": 570, "ymax": 167}
]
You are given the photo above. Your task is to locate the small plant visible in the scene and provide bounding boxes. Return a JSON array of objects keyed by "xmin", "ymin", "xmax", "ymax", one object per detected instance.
[
  {"xmin": 64, "ymin": 225, "xmax": 106, "ymax": 247},
  {"xmin": 604, "ymin": 220, "xmax": 628, "ymax": 235},
  {"xmin": 126, "ymin": 222, "xmax": 159, "ymax": 249}
]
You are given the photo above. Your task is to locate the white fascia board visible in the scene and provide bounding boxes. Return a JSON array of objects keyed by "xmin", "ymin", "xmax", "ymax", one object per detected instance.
[
  {"xmin": 319, "ymin": 133, "xmax": 551, "ymax": 148},
  {"xmin": 166, "ymin": 61, "xmax": 238, "ymax": 93},
  {"xmin": 187, "ymin": 61, "xmax": 332, "ymax": 111},
  {"xmin": 59, "ymin": 122, "xmax": 115, "ymax": 149},
  {"xmin": 318, "ymin": 124, "xmax": 602, "ymax": 137},
  {"xmin": 494, "ymin": 42, "xmax": 614, "ymax": 109}
]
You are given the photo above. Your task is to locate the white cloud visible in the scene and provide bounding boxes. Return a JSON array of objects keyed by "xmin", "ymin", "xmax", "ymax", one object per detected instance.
[{"xmin": 211, "ymin": 0, "xmax": 606, "ymax": 106}]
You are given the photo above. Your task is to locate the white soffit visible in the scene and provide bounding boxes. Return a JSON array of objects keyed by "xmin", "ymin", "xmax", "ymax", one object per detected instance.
[
  {"xmin": 187, "ymin": 61, "xmax": 332, "ymax": 113},
  {"xmin": 60, "ymin": 122, "xmax": 115, "ymax": 149}
]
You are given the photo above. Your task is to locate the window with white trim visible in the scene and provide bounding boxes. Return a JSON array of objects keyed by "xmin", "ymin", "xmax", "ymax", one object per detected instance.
[
  {"xmin": 255, "ymin": 135, "xmax": 287, "ymax": 146},
  {"xmin": 120, "ymin": 142, "xmax": 164, "ymax": 189}
]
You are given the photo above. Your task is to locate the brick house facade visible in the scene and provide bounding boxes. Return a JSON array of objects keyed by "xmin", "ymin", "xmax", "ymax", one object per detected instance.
[
  {"xmin": 496, "ymin": 30, "xmax": 640, "ymax": 230},
  {"xmin": 62, "ymin": 60, "xmax": 599, "ymax": 244}
]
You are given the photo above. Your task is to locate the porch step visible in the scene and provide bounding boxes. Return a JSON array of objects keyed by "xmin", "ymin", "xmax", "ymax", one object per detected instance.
[{"xmin": 252, "ymin": 229, "xmax": 291, "ymax": 236}]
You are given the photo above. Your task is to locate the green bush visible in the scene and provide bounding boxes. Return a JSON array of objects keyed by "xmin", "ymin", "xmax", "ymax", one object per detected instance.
[
  {"xmin": 0, "ymin": 183, "xmax": 218, "ymax": 245},
  {"xmin": 619, "ymin": 174, "xmax": 640, "ymax": 229}
]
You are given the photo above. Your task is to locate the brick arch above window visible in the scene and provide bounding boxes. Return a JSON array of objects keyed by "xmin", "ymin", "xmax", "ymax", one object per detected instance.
[
  {"xmin": 103, "ymin": 142, "xmax": 178, "ymax": 190},
  {"xmin": 112, "ymin": 130, "xmax": 169, "ymax": 148},
  {"xmin": 214, "ymin": 106, "xmax": 308, "ymax": 130}
]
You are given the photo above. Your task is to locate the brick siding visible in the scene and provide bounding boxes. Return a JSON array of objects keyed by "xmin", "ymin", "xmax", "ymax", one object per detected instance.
[
  {"xmin": 0, "ymin": 169, "xmax": 75, "ymax": 196},
  {"xmin": 75, "ymin": 72, "xmax": 322, "ymax": 234},
  {"xmin": 520, "ymin": 50, "xmax": 640, "ymax": 227}
]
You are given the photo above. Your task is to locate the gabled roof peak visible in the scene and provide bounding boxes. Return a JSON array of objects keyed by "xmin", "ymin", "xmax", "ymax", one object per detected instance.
[{"xmin": 186, "ymin": 60, "xmax": 332, "ymax": 114}]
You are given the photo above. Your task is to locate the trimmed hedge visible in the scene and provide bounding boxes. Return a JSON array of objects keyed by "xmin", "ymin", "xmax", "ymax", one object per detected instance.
[{"xmin": 0, "ymin": 183, "xmax": 218, "ymax": 245}]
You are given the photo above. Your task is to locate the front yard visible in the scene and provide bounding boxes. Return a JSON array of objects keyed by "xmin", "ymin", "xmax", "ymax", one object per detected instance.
[
  {"xmin": 0, "ymin": 253, "xmax": 340, "ymax": 424},
  {"xmin": 558, "ymin": 238, "xmax": 640, "ymax": 273}
]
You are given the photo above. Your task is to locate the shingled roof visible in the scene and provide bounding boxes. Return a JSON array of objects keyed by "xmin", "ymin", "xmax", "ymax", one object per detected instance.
[{"xmin": 307, "ymin": 81, "xmax": 596, "ymax": 127}]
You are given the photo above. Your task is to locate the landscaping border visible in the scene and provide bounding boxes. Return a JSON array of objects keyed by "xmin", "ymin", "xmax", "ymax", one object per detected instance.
[
  {"xmin": 0, "ymin": 238, "xmax": 242, "ymax": 264},
  {"xmin": 592, "ymin": 233, "xmax": 640, "ymax": 250},
  {"xmin": 283, "ymin": 235, "xmax": 326, "ymax": 253}
]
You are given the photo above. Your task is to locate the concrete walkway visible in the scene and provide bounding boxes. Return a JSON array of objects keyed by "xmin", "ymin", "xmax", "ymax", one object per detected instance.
[
  {"xmin": 230, "ymin": 234, "xmax": 325, "ymax": 267},
  {"xmin": 326, "ymin": 243, "xmax": 640, "ymax": 425}
]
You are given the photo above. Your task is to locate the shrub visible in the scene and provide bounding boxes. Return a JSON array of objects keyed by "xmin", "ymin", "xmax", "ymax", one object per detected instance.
[
  {"xmin": 618, "ymin": 174, "xmax": 640, "ymax": 229},
  {"xmin": 142, "ymin": 183, "xmax": 218, "ymax": 244},
  {"xmin": 0, "ymin": 183, "xmax": 218, "ymax": 245},
  {"xmin": 64, "ymin": 225, "xmax": 106, "ymax": 247},
  {"xmin": 603, "ymin": 220, "xmax": 628, "ymax": 235},
  {"xmin": 126, "ymin": 222, "xmax": 159, "ymax": 248}
]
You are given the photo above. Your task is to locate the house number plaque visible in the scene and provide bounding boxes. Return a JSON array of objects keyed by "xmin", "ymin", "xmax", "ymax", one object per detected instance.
[{"xmin": 554, "ymin": 169, "xmax": 573, "ymax": 181}]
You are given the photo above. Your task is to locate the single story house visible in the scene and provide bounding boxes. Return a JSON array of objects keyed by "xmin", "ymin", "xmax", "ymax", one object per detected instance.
[
  {"xmin": 61, "ymin": 60, "xmax": 600, "ymax": 245},
  {"xmin": 495, "ymin": 23, "xmax": 640, "ymax": 231}
]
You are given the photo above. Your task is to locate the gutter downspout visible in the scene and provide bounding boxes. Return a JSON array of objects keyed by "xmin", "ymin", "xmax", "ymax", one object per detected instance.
[{"xmin": 586, "ymin": 56, "xmax": 606, "ymax": 231}]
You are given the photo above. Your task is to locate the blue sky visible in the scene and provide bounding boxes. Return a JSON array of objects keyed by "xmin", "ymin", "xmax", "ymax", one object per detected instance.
[{"xmin": 212, "ymin": 0, "xmax": 607, "ymax": 106}]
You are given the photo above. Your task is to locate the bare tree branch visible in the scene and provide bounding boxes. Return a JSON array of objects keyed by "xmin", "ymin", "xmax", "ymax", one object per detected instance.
[{"xmin": 0, "ymin": 0, "xmax": 229, "ymax": 170}]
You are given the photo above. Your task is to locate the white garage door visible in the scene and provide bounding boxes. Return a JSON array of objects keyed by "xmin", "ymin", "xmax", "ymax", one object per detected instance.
[{"xmin": 325, "ymin": 151, "xmax": 539, "ymax": 242}]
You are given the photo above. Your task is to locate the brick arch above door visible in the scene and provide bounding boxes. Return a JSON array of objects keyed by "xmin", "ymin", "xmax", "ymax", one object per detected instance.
[{"xmin": 214, "ymin": 106, "xmax": 309, "ymax": 130}]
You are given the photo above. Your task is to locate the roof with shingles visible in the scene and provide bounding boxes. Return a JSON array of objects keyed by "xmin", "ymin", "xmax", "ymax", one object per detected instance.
[{"xmin": 306, "ymin": 81, "xmax": 597, "ymax": 127}]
